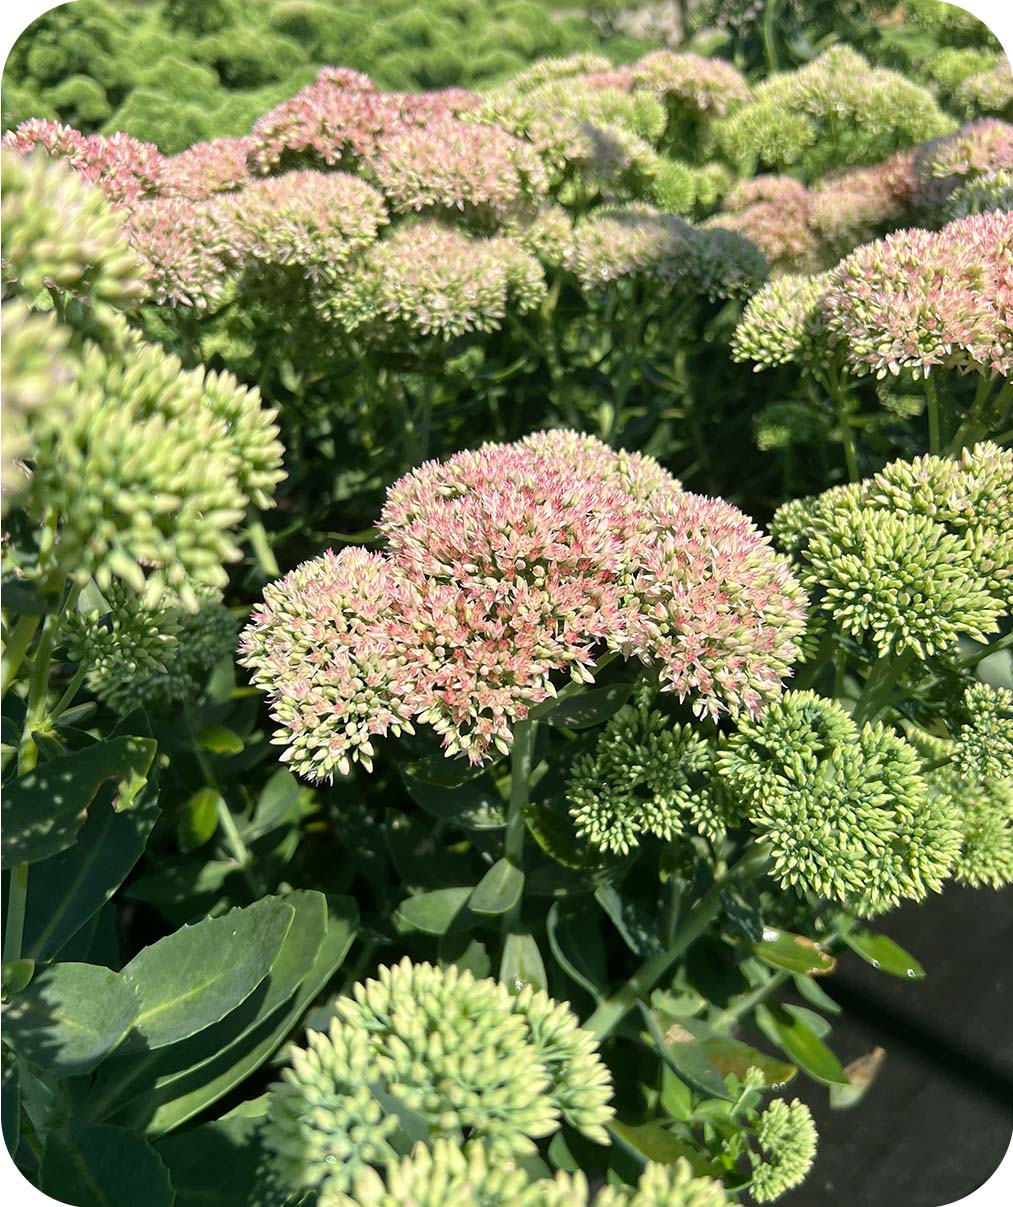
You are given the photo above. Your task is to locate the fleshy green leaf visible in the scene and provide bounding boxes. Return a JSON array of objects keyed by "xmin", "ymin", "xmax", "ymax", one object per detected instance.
[
  {"xmin": 196, "ymin": 724, "xmax": 245, "ymax": 756},
  {"xmin": 177, "ymin": 788, "xmax": 221, "ymax": 853},
  {"xmin": 402, "ymin": 771, "xmax": 506, "ymax": 829},
  {"xmin": 842, "ymin": 930, "xmax": 925, "ymax": 979},
  {"xmin": 119, "ymin": 896, "xmax": 295, "ymax": 1052},
  {"xmin": 755, "ymin": 1002, "xmax": 849, "ymax": 1086},
  {"xmin": 2, "ymin": 736, "xmax": 157, "ymax": 868},
  {"xmin": 609, "ymin": 1120, "xmax": 722, "ymax": 1177},
  {"xmin": 500, "ymin": 931, "xmax": 547, "ymax": 993},
  {"xmin": 4, "ymin": 963, "xmax": 138, "ymax": 1077},
  {"xmin": 41, "ymin": 1122, "xmax": 173, "ymax": 1207},
  {"xmin": 546, "ymin": 903, "xmax": 606, "ymax": 1004},
  {"xmin": 754, "ymin": 928, "xmax": 837, "ymax": 976},
  {"xmin": 644, "ymin": 1009, "xmax": 731, "ymax": 1100},
  {"xmin": 157, "ymin": 1114, "xmax": 267, "ymax": 1207},
  {"xmin": 2, "ymin": 959, "xmax": 35, "ymax": 996},
  {"xmin": 543, "ymin": 683, "xmax": 634, "ymax": 729},
  {"xmin": 22, "ymin": 759, "xmax": 161, "ymax": 962},
  {"xmin": 700, "ymin": 1036, "xmax": 796, "ymax": 1088},
  {"xmin": 470, "ymin": 858, "xmax": 524, "ymax": 915},
  {"xmin": 394, "ymin": 887, "xmax": 475, "ymax": 935}
]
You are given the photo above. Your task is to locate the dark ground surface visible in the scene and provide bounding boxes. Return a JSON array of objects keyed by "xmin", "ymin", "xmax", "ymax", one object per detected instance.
[{"xmin": 773, "ymin": 883, "xmax": 1013, "ymax": 1207}]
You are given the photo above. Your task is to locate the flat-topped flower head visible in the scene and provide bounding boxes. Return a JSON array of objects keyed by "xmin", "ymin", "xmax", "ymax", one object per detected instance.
[
  {"xmin": 215, "ymin": 170, "xmax": 388, "ymax": 282},
  {"xmin": 731, "ymin": 273, "xmax": 829, "ymax": 370},
  {"xmin": 122, "ymin": 196, "xmax": 232, "ymax": 308},
  {"xmin": 3, "ymin": 119, "xmax": 164, "ymax": 206},
  {"xmin": 809, "ymin": 152, "xmax": 917, "ymax": 259},
  {"xmin": 324, "ymin": 221, "xmax": 545, "ymax": 340},
  {"xmin": 248, "ymin": 67, "xmax": 479, "ymax": 174},
  {"xmin": 718, "ymin": 691, "xmax": 961, "ymax": 914},
  {"xmin": 955, "ymin": 58, "xmax": 1013, "ymax": 118},
  {"xmin": 160, "ymin": 137, "xmax": 253, "ymax": 200},
  {"xmin": 944, "ymin": 168, "xmax": 1013, "ymax": 219},
  {"xmin": 710, "ymin": 176, "xmax": 816, "ymax": 273},
  {"xmin": 917, "ymin": 119, "xmax": 1013, "ymax": 185},
  {"xmin": 371, "ymin": 116, "xmax": 549, "ymax": 223},
  {"xmin": 823, "ymin": 211, "xmax": 1013, "ymax": 379},
  {"xmin": 625, "ymin": 50, "xmax": 751, "ymax": 117},
  {"xmin": 243, "ymin": 432, "xmax": 804, "ymax": 777}
]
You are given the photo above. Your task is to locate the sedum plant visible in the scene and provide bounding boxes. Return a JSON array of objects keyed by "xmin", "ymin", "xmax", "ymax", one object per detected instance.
[{"xmin": 2, "ymin": 8, "xmax": 1012, "ymax": 1207}]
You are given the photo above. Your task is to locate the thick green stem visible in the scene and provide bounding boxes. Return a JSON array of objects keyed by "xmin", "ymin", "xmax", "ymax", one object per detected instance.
[
  {"xmin": 50, "ymin": 664, "xmax": 87, "ymax": 722},
  {"xmin": 3, "ymin": 864, "xmax": 30, "ymax": 964},
  {"xmin": 851, "ymin": 647, "xmax": 914, "ymax": 726},
  {"xmin": 948, "ymin": 374, "xmax": 995, "ymax": 453},
  {"xmin": 716, "ymin": 971, "xmax": 791, "ymax": 1030},
  {"xmin": 960, "ymin": 631, "xmax": 1013, "ymax": 669},
  {"xmin": 503, "ymin": 719, "xmax": 535, "ymax": 932},
  {"xmin": 584, "ymin": 845, "xmax": 771, "ymax": 1040},
  {"xmin": 1, "ymin": 613, "xmax": 40, "ymax": 700},
  {"xmin": 825, "ymin": 367, "xmax": 859, "ymax": 482}
]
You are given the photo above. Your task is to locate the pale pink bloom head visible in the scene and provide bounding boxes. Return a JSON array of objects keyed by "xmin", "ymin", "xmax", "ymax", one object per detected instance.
[
  {"xmin": 370, "ymin": 116, "xmax": 549, "ymax": 223},
  {"xmin": 3, "ymin": 120, "xmax": 164, "ymax": 206},
  {"xmin": 248, "ymin": 67, "xmax": 480, "ymax": 174},
  {"xmin": 711, "ymin": 175, "xmax": 817, "ymax": 273},
  {"xmin": 626, "ymin": 50, "xmax": 751, "ymax": 116},
  {"xmin": 122, "ymin": 197, "xmax": 232, "ymax": 308},
  {"xmin": 809, "ymin": 151, "xmax": 917, "ymax": 257},
  {"xmin": 215, "ymin": 170, "xmax": 388, "ymax": 281},
  {"xmin": 242, "ymin": 433, "xmax": 805, "ymax": 779},
  {"xmin": 824, "ymin": 211, "xmax": 1013, "ymax": 378},
  {"xmin": 161, "ymin": 137, "xmax": 253, "ymax": 201}
]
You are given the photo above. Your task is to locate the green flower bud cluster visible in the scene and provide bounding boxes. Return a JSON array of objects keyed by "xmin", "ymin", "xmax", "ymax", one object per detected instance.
[
  {"xmin": 341, "ymin": 1142, "xmax": 729, "ymax": 1207},
  {"xmin": 566, "ymin": 702, "xmax": 727, "ymax": 855},
  {"xmin": 944, "ymin": 168, "xmax": 1013, "ymax": 219},
  {"xmin": 955, "ymin": 683, "xmax": 1013, "ymax": 782},
  {"xmin": 716, "ymin": 47, "xmax": 953, "ymax": 181},
  {"xmin": 4, "ymin": 152, "xmax": 285, "ymax": 605},
  {"xmin": 65, "ymin": 585, "xmax": 235, "ymax": 715},
  {"xmin": 773, "ymin": 445, "xmax": 1012, "ymax": 660},
  {"xmin": 0, "ymin": 298, "xmax": 73, "ymax": 501},
  {"xmin": 1, "ymin": 150, "xmax": 147, "ymax": 319},
  {"xmin": 753, "ymin": 401, "xmax": 831, "ymax": 452},
  {"xmin": 263, "ymin": 959, "xmax": 614, "ymax": 1200},
  {"xmin": 932, "ymin": 767, "xmax": 1013, "ymax": 890},
  {"xmin": 718, "ymin": 692, "xmax": 962, "ymax": 914},
  {"xmin": 748, "ymin": 1098, "xmax": 818, "ymax": 1203},
  {"xmin": 730, "ymin": 273, "xmax": 829, "ymax": 370}
]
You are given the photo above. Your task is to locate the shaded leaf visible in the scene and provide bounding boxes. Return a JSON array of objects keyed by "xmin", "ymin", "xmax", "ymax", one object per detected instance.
[
  {"xmin": 543, "ymin": 683, "xmax": 633, "ymax": 730},
  {"xmin": 157, "ymin": 1115, "xmax": 266, "ymax": 1207},
  {"xmin": 2, "ymin": 736, "xmax": 156, "ymax": 868},
  {"xmin": 644, "ymin": 1008, "xmax": 731, "ymax": 1100},
  {"xmin": 402, "ymin": 771, "xmax": 506, "ymax": 829},
  {"xmin": 754, "ymin": 928, "xmax": 836, "ymax": 976},
  {"xmin": 755, "ymin": 1002, "xmax": 848, "ymax": 1086},
  {"xmin": 701, "ymin": 1036, "xmax": 796, "ymax": 1088},
  {"xmin": 41, "ymin": 1122, "xmax": 173, "ymax": 1207},
  {"xmin": 394, "ymin": 887, "xmax": 475, "ymax": 935},
  {"xmin": 4, "ymin": 963, "xmax": 138, "ymax": 1077},
  {"xmin": 177, "ymin": 788, "xmax": 221, "ymax": 853},
  {"xmin": 546, "ymin": 903, "xmax": 606, "ymax": 1003},
  {"xmin": 196, "ymin": 724, "xmax": 244, "ymax": 756}
]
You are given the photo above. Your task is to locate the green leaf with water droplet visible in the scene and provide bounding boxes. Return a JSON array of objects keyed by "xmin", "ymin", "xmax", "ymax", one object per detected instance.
[
  {"xmin": 500, "ymin": 931, "xmax": 547, "ymax": 993},
  {"xmin": 754, "ymin": 928, "xmax": 837, "ymax": 976},
  {"xmin": 755, "ymin": 1002, "xmax": 849, "ymax": 1086},
  {"xmin": 469, "ymin": 858, "xmax": 524, "ymax": 915},
  {"xmin": 700, "ymin": 1036, "xmax": 796, "ymax": 1088},
  {"xmin": 842, "ymin": 930, "xmax": 925, "ymax": 979}
]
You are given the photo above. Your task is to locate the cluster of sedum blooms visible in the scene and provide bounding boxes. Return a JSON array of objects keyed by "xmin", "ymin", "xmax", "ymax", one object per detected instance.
[
  {"xmin": 1, "ymin": 50, "xmax": 764, "ymax": 335},
  {"xmin": 263, "ymin": 959, "xmax": 613, "ymax": 1201},
  {"xmin": 240, "ymin": 432, "xmax": 806, "ymax": 781},
  {"xmin": 1, "ymin": 150, "xmax": 284, "ymax": 608},
  {"xmin": 732, "ymin": 209, "xmax": 1013, "ymax": 381}
]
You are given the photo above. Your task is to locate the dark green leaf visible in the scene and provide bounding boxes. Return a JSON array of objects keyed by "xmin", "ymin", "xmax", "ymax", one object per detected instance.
[
  {"xmin": 643, "ymin": 1008, "xmax": 731, "ymax": 1100},
  {"xmin": 4, "ymin": 963, "xmax": 138, "ymax": 1077},
  {"xmin": 23, "ymin": 780, "xmax": 160, "ymax": 962},
  {"xmin": 546, "ymin": 903, "xmax": 606, "ymax": 1003},
  {"xmin": 610, "ymin": 1120, "xmax": 721, "ymax": 1175},
  {"xmin": 793, "ymin": 973, "xmax": 842, "ymax": 1015},
  {"xmin": 523, "ymin": 797, "xmax": 610, "ymax": 871},
  {"xmin": 660, "ymin": 1065, "xmax": 693, "ymax": 1120},
  {"xmin": 157, "ymin": 1115, "xmax": 266, "ymax": 1207},
  {"xmin": 120, "ymin": 896, "xmax": 295, "ymax": 1051},
  {"xmin": 782, "ymin": 1003, "xmax": 831, "ymax": 1038},
  {"xmin": 41, "ymin": 1122, "xmax": 173, "ymax": 1207},
  {"xmin": 595, "ymin": 885, "xmax": 663, "ymax": 957},
  {"xmin": 2, "ymin": 736, "xmax": 157, "ymax": 868},
  {"xmin": 701, "ymin": 1036, "xmax": 796, "ymax": 1088},
  {"xmin": 753, "ymin": 928, "xmax": 836, "ymax": 976},
  {"xmin": 755, "ymin": 1002, "xmax": 848, "ymax": 1086},
  {"xmin": 402, "ymin": 770, "xmax": 506, "ymax": 829},
  {"xmin": 842, "ymin": 930, "xmax": 925, "ymax": 979},
  {"xmin": 394, "ymin": 887, "xmax": 475, "ymax": 935},
  {"xmin": 244, "ymin": 769, "xmax": 301, "ymax": 842},
  {"xmin": 543, "ymin": 683, "xmax": 633, "ymax": 729},
  {"xmin": 177, "ymin": 788, "xmax": 221, "ymax": 853},
  {"xmin": 500, "ymin": 932, "xmax": 547, "ymax": 993},
  {"xmin": 470, "ymin": 859, "xmax": 524, "ymax": 915},
  {"xmin": 2, "ymin": 1046, "xmax": 18, "ymax": 1157}
]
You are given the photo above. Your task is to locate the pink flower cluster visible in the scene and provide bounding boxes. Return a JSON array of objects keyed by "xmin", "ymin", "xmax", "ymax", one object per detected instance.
[
  {"xmin": 2, "ymin": 119, "xmax": 164, "ymax": 206},
  {"xmin": 161, "ymin": 137, "xmax": 254, "ymax": 201},
  {"xmin": 918, "ymin": 119, "xmax": 1013, "ymax": 185},
  {"xmin": 566, "ymin": 205, "xmax": 766, "ymax": 297},
  {"xmin": 824, "ymin": 210, "xmax": 1013, "ymax": 378},
  {"xmin": 371, "ymin": 116, "xmax": 549, "ymax": 222},
  {"xmin": 123, "ymin": 197, "xmax": 232, "ymax": 308},
  {"xmin": 248, "ymin": 67, "xmax": 479, "ymax": 175},
  {"xmin": 710, "ymin": 176, "xmax": 818, "ymax": 273},
  {"xmin": 325, "ymin": 220, "xmax": 545, "ymax": 339},
  {"xmin": 624, "ymin": 50, "xmax": 752, "ymax": 116},
  {"xmin": 241, "ymin": 432, "xmax": 806, "ymax": 780}
]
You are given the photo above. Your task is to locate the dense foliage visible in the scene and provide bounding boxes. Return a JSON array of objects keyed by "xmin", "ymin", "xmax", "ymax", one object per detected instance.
[{"xmin": 2, "ymin": 3, "xmax": 1012, "ymax": 1207}]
